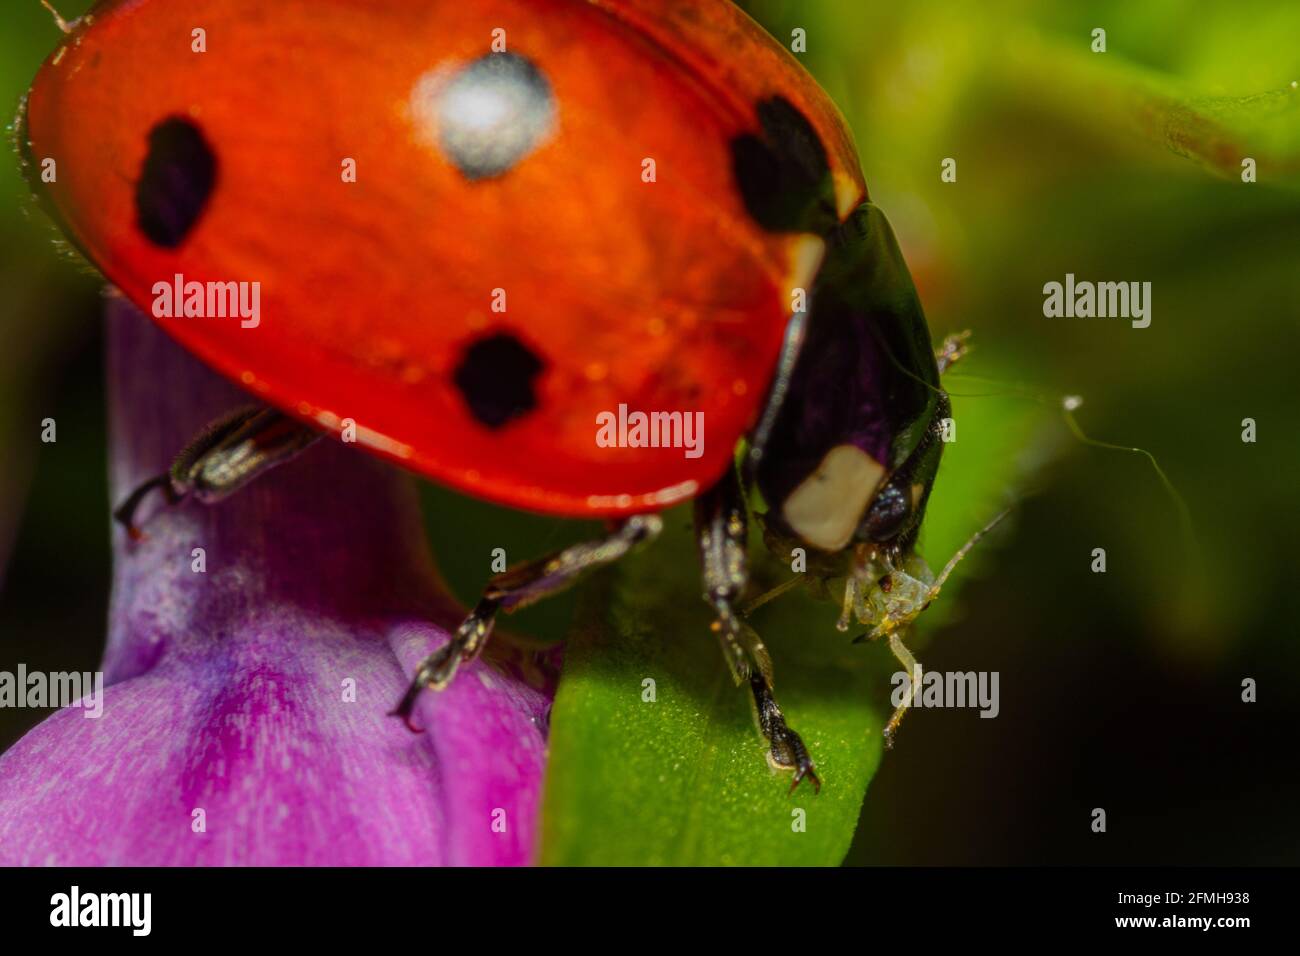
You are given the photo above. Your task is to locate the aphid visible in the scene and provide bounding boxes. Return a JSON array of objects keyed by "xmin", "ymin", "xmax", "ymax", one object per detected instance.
[{"xmin": 22, "ymin": 0, "xmax": 1000, "ymax": 792}]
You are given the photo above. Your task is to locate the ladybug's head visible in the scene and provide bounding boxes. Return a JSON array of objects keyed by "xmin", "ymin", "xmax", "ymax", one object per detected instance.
[
  {"xmin": 746, "ymin": 204, "xmax": 989, "ymax": 640},
  {"xmin": 752, "ymin": 203, "xmax": 946, "ymax": 571},
  {"xmin": 761, "ymin": 414, "xmax": 947, "ymax": 567}
]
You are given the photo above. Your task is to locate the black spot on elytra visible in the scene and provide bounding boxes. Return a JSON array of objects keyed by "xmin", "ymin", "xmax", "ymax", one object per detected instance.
[
  {"xmin": 453, "ymin": 332, "xmax": 545, "ymax": 428},
  {"xmin": 135, "ymin": 117, "xmax": 216, "ymax": 248},
  {"xmin": 731, "ymin": 96, "xmax": 837, "ymax": 234}
]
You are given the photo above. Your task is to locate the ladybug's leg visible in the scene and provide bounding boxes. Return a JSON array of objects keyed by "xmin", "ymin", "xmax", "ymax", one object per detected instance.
[
  {"xmin": 391, "ymin": 515, "xmax": 662, "ymax": 729},
  {"xmin": 749, "ymin": 672, "xmax": 819, "ymax": 794},
  {"xmin": 695, "ymin": 469, "xmax": 820, "ymax": 794},
  {"xmin": 113, "ymin": 405, "xmax": 321, "ymax": 539},
  {"xmin": 696, "ymin": 467, "xmax": 756, "ymax": 684}
]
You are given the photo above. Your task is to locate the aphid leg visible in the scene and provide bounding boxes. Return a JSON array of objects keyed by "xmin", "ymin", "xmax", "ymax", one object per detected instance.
[
  {"xmin": 392, "ymin": 515, "xmax": 662, "ymax": 731},
  {"xmin": 935, "ymin": 330, "xmax": 972, "ymax": 374},
  {"xmin": 836, "ymin": 542, "xmax": 873, "ymax": 631},
  {"xmin": 738, "ymin": 573, "xmax": 802, "ymax": 618},
  {"xmin": 882, "ymin": 630, "xmax": 920, "ymax": 749},
  {"xmin": 836, "ymin": 572, "xmax": 860, "ymax": 632},
  {"xmin": 113, "ymin": 405, "xmax": 321, "ymax": 539},
  {"xmin": 696, "ymin": 470, "xmax": 819, "ymax": 793}
]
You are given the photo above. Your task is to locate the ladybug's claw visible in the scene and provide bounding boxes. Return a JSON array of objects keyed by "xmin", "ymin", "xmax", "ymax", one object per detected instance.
[
  {"xmin": 389, "ymin": 520, "xmax": 655, "ymax": 742},
  {"xmin": 750, "ymin": 673, "xmax": 821, "ymax": 796},
  {"xmin": 789, "ymin": 755, "xmax": 822, "ymax": 796},
  {"xmin": 112, "ymin": 473, "xmax": 175, "ymax": 543},
  {"xmin": 388, "ymin": 680, "xmax": 427, "ymax": 734},
  {"xmin": 389, "ymin": 643, "xmax": 466, "ymax": 733},
  {"xmin": 771, "ymin": 724, "xmax": 821, "ymax": 796},
  {"xmin": 113, "ymin": 407, "xmax": 322, "ymax": 545}
]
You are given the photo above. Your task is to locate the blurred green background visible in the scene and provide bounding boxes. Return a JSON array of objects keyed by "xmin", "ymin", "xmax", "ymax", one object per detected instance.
[{"xmin": 2, "ymin": 0, "xmax": 1297, "ymax": 864}]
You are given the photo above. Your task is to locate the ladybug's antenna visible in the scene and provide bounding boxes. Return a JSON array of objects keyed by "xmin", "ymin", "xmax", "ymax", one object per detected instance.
[{"xmin": 40, "ymin": 1, "xmax": 76, "ymax": 34}]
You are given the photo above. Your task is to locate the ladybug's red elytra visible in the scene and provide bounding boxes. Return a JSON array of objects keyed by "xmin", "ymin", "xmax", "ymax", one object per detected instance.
[{"xmin": 22, "ymin": 0, "xmax": 983, "ymax": 791}]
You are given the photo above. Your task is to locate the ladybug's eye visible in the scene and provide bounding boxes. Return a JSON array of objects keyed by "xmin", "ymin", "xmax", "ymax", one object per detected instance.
[{"xmin": 861, "ymin": 483, "xmax": 911, "ymax": 542}]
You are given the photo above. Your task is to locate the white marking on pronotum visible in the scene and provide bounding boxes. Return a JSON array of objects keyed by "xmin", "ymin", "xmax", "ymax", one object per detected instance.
[{"xmin": 782, "ymin": 444, "xmax": 886, "ymax": 552}]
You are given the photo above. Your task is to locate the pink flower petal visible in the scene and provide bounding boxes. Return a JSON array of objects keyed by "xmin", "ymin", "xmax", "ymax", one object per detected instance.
[{"xmin": 0, "ymin": 296, "xmax": 553, "ymax": 865}]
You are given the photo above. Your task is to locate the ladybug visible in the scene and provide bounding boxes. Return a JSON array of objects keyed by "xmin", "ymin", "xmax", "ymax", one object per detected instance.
[{"xmin": 21, "ymin": 0, "xmax": 978, "ymax": 792}]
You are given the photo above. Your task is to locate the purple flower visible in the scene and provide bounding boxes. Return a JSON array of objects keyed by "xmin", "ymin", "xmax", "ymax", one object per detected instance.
[{"xmin": 0, "ymin": 295, "xmax": 555, "ymax": 865}]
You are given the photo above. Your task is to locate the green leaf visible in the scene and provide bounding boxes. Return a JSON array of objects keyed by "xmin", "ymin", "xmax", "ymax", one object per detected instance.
[
  {"xmin": 991, "ymin": 33, "xmax": 1300, "ymax": 184},
  {"xmin": 537, "ymin": 351, "xmax": 1050, "ymax": 866},
  {"xmin": 538, "ymin": 511, "xmax": 883, "ymax": 866},
  {"xmin": 538, "ymin": 351, "xmax": 1055, "ymax": 868}
]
